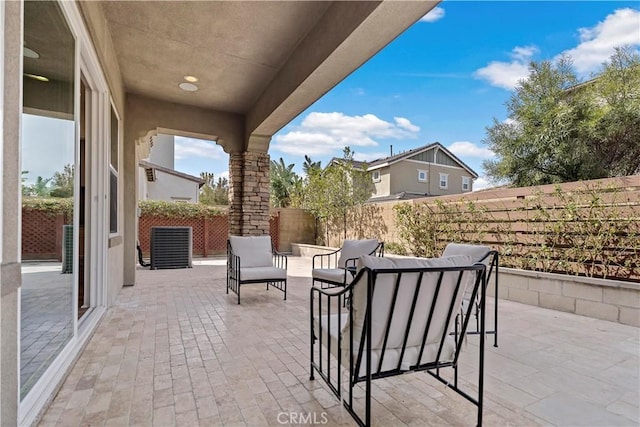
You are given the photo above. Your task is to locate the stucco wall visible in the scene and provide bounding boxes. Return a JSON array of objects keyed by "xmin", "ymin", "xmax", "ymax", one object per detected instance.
[
  {"xmin": 275, "ymin": 208, "xmax": 316, "ymax": 252},
  {"xmin": 388, "ymin": 161, "xmax": 430, "ymax": 195},
  {"xmin": 426, "ymin": 163, "xmax": 473, "ymax": 196},
  {"xmin": 371, "ymin": 168, "xmax": 391, "ymax": 197},
  {"xmin": 149, "ymin": 134, "xmax": 174, "ymax": 169},
  {"xmin": 374, "ymin": 160, "xmax": 474, "ymax": 197},
  {"xmin": 146, "ymin": 170, "xmax": 200, "ymax": 203}
]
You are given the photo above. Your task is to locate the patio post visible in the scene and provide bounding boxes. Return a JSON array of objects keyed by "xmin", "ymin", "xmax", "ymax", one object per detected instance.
[{"xmin": 228, "ymin": 149, "xmax": 271, "ymax": 236}]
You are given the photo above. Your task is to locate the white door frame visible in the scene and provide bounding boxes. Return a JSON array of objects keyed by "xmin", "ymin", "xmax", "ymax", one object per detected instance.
[{"xmin": 19, "ymin": 1, "xmax": 110, "ymax": 424}]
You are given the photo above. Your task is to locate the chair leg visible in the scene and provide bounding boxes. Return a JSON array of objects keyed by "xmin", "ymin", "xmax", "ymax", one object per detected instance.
[
  {"xmin": 494, "ymin": 282, "xmax": 499, "ymax": 347},
  {"xmin": 237, "ymin": 285, "xmax": 240, "ymax": 304}
]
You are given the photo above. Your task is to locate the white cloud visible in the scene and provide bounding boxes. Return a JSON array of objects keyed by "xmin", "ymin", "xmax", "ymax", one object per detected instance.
[
  {"xmin": 557, "ymin": 8, "xmax": 640, "ymax": 75},
  {"xmin": 473, "ymin": 45, "xmax": 538, "ymax": 90},
  {"xmin": 174, "ymin": 137, "xmax": 223, "ymax": 161},
  {"xmin": 447, "ymin": 141, "xmax": 494, "ymax": 159},
  {"xmin": 472, "ymin": 176, "xmax": 492, "ymax": 192},
  {"xmin": 272, "ymin": 112, "xmax": 420, "ymax": 157},
  {"xmin": 353, "ymin": 151, "xmax": 392, "ymax": 162},
  {"xmin": 394, "ymin": 117, "xmax": 420, "ymax": 132},
  {"xmin": 420, "ymin": 6, "xmax": 445, "ymax": 23},
  {"xmin": 475, "ymin": 9, "xmax": 640, "ymax": 89}
]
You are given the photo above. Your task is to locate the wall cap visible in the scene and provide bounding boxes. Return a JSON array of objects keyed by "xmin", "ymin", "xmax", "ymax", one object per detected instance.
[{"xmin": 501, "ymin": 267, "xmax": 640, "ymax": 291}]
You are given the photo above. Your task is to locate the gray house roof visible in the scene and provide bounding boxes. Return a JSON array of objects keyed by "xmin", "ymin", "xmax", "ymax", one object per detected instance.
[
  {"xmin": 366, "ymin": 142, "xmax": 479, "ymax": 178},
  {"xmin": 139, "ymin": 160, "xmax": 205, "ymax": 187}
]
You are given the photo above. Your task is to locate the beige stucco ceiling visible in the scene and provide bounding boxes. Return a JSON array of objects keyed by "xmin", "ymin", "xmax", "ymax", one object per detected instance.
[
  {"xmin": 97, "ymin": 0, "xmax": 439, "ymax": 144},
  {"xmin": 100, "ymin": 1, "xmax": 334, "ymax": 114}
]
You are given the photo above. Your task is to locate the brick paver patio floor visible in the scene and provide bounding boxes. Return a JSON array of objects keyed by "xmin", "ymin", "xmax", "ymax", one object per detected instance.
[{"xmin": 39, "ymin": 257, "xmax": 639, "ymax": 426}]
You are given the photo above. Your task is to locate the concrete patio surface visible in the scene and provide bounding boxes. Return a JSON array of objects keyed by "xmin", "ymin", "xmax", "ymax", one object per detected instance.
[{"xmin": 38, "ymin": 256, "xmax": 639, "ymax": 426}]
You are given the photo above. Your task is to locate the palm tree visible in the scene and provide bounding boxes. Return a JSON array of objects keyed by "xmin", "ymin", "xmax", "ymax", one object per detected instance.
[
  {"xmin": 270, "ymin": 158, "xmax": 300, "ymax": 208},
  {"xmin": 302, "ymin": 155, "xmax": 321, "ymax": 176},
  {"xmin": 32, "ymin": 176, "xmax": 51, "ymax": 197}
]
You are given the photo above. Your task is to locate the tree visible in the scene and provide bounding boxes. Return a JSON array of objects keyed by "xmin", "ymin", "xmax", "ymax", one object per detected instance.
[
  {"xmin": 21, "ymin": 172, "xmax": 51, "ymax": 197},
  {"xmin": 483, "ymin": 48, "xmax": 640, "ymax": 186},
  {"xmin": 270, "ymin": 158, "xmax": 301, "ymax": 208},
  {"xmin": 50, "ymin": 164, "xmax": 74, "ymax": 198},
  {"xmin": 586, "ymin": 47, "xmax": 640, "ymax": 176},
  {"xmin": 30, "ymin": 176, "xmax": 52, "ymax": 197},
  {"xmin": 302, "ymin": 147, "xmax": 373, "ymax": 241},
  {"xmin": 199, "ymin": 172, "xmax": 229, "ymax": 205},
  {"xmin": 302, "ymin": 155, "xmax": 321, "ymax": 176}
]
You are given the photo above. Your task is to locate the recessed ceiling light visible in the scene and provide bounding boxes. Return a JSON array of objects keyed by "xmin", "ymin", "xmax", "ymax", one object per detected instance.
[
  {"xmin": 24, "ymin": 73, "xmax": 49, "ymax": 82},
  {"xmin": 184, "ymin": 75, "xmax": 198, "ymax": 83},
  {"xmin": 179, "ymin": 82, "xmax": 198, "ymax": 92},
  {"xmin": 24, "ymin": 47, "xmax": 40, "ymax": 59}
]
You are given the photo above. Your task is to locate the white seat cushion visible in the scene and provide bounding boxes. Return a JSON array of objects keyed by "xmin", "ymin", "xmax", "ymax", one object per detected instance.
[
  {"xmin": 442, "ymin": 243, "xmax": 492, "ymax": 299},
  {"xmin": 240, "ymin": 266, "xmax": 286, "ymax": 281},
  {"xmin": 337, "ymin": 239, "xmax": 379, "ymax": 268},
  {"xmin": 345, "ymin": 254, "xmax": 473, "ymax": 376},
  {"xmin": 312, "ymin": 268, "xmax": 352, "ymax": 285},
  {"xmin": 442, "ymin": 243, "xmax": 491, "ymax": 265},
  {"xmin": 316, "ymin": 313, "xmax": 455, "ymax": 376},
  {"xmin": 229, "ymin": 236, "xmax": 273, "ymax": 267}
]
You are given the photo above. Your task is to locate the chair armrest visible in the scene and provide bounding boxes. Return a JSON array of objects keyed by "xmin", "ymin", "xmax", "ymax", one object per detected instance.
[
  {"xmin": 272, "ymin": 245, "xmax": 287, "ymax": 270},
  {"xmin": 312, "ymin": 247, "xmax": 342, "ymax": 269},
  {"xmin": 227, "ymin": 242, "xmax": 241, "ymax": 278},
  {"xmin": 311, "ymin": 284, "xmax": 350, "ymax": 297}
]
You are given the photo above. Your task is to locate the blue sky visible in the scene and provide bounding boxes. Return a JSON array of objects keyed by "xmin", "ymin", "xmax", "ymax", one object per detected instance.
[{"xmin": 173, "ymin": 1, "xmax": 639, "ymax": 190}]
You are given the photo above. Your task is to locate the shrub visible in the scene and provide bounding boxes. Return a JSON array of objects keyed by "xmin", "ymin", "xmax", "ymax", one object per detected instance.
[
  {"xmin": 139, "ymin": 200, "xmax": 224, "ymax": 219},
  {"xmin": 22, "ymin": 197, "xmax": 73, "ymax": 217},
  {"xmin": 393, "ymin": 183, "xmax": 640, "ymax": 281},
  {"xmin": 383, "ymin": 242, "xmax": 408, "ymax": 256}
]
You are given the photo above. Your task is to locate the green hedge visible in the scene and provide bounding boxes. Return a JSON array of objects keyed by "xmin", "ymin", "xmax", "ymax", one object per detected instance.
[
  {"xmin": 21, "ymin": 198, "xmax": 226, "ymax": 220},
  {"xmin": 22, "ymin": 197, "xmax": 73, "ymax": 216},
  {"xmin": 139, "ymin": 200, "xmax": 225, "ymax": 219}
]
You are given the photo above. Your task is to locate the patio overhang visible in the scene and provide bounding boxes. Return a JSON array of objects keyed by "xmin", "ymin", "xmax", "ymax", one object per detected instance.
[{"xmin": 84, "ymin": 0, "xmax": 440, "ymax": 153}]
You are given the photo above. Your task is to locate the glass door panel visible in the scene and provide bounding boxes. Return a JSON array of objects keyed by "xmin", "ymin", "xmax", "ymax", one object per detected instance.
[{"xmin": 20, "ymin": 0, "xmax": 76, "ymax": 400}]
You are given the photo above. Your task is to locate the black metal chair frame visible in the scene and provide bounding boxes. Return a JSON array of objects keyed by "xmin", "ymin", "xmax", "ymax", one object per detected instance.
[
  {"xmin": 459, "ymin": 250, "xmax": 499, "ymax": 347},
  {"xmin": 312, "ymin": 242, "xmax": 384, "ymax": 288},
  {"xmin": 310, "ymin": 263, "xmax": 487, "ymax": 427},
  {"xmin": 226, "ymin": 240, "xmax": 287, "ymax": 304}
]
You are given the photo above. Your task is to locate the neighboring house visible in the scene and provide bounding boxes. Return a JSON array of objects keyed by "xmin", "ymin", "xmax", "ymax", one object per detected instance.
[
  {"xmin": 365, "ymin": 142, "xmax": 478, "ymax": 201},
  {"xmin": 138, "ymin": 134, "xmax": 204, "ymax": 203},
  {"xmin": 138, "ymin": 160, "xmax": 204, "ymax": 203}
]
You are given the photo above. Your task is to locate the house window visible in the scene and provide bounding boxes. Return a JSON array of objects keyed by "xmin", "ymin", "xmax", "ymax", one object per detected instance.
[
  {"xmin": 372, "ymin": 170, "xmax": 380, "ymax": 182},
  {"xmin": 462, "ymin": 176, "xmax": 470, "ymax": 191},
  {"xmin": 418, "ymin": 170, "xmax": 427, "ymax": 182},
  {"xmin": 439, "ymin": 173, "xmax": 448, "ymax": 189},
  {"xmin": 109, "ymin": 106, "xmax": 119, "ymax": 234}
]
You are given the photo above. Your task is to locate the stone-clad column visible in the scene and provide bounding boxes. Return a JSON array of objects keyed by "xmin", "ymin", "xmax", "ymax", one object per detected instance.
[
  {"xmin": 228, "ymin": 151, "xmax": 271, "ymax": 236},
  {"xmin": 241, "ymin": 152, "xmax": 270, "ymax": 235},
  {"xmin": 228, "ymin": 153, "xmax": 244, "ymax": 236}
]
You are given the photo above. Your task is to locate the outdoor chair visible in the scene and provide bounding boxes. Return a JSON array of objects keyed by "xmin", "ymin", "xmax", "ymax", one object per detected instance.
[
  {"xmin": 310, "ymin": 254, "xmax": 487, "ymax": 427},
  {"xmin": 312, "ymin": 239, "xmax": 384, "ymax": 288},
  {"xmin": 226, "ymin": 236, "xmax": 287, "ymax": 304},
  {"xmin": 442, "ymin": 243, "xmax": 499, "ymax": 347}
]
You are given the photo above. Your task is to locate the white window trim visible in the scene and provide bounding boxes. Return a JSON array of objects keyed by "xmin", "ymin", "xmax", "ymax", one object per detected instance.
[
  {"xmin": 109, "ymin": 101, "xmax": 121, "ymax": 237},
  {"xmin": 372, "ymin": 170, "xmax": 380, "ymax": 182},
  {"xmin": 439, "ymin": 173, "xmax": 448, "ymax": 189},
  {"xmin": 417, "ymin": 169, "xmax": 427, "ymax": 182},
  {"xmin": 462, "ymin": 176, "xmax": 470, "ymax": 191}
]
